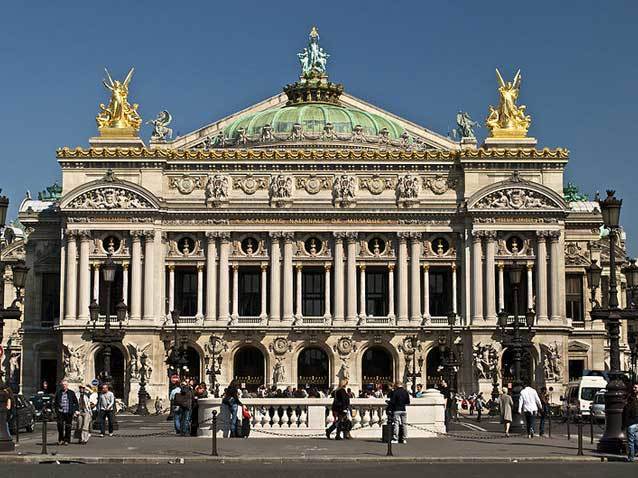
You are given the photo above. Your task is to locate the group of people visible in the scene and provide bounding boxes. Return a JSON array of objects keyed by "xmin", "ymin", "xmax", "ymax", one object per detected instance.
[
  {"xmin": 51, "ymin": 379, "xmax": 116, "ymax": 445},
  {"xmin": 169, "ymin": 378, "xmax": 208, "ymax": 436},
  {"xmin": 496, "ymin": 383, "xmax": 551, "ymax": 438}
]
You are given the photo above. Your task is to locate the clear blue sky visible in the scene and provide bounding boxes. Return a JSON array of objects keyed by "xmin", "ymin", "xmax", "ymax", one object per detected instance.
[{"xmin": 1, "ymin": 1, "xmax": 636, "ymax": 253}]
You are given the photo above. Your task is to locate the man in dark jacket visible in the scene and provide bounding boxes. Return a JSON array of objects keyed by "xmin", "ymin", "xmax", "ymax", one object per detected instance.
[
  {"xmin": 54, "ymin": 379, "xmax": 79, "ymax": 445},
  {"xmin": 326, "ymin": 378, "xmax": 350, "ymax": 440},
  {"xmin": 389, "ymin": 381, "xmax": 410, "ymax": 444},
  {"xmin": 173, "ymin": 381, "xmax": 193, "ymax": 436},
  {"xmin": 623, "ymin": 383, "xmax": 638, "ymax": 462}
]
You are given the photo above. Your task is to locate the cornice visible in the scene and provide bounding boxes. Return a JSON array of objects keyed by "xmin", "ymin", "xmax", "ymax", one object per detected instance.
[{"xmin": 460, "ymin": 147, "xmax": 569, "ymax": 160}]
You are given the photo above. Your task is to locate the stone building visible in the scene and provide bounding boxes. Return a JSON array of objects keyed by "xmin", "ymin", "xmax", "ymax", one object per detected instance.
[{"xmin": 5, "ymin": 30, "xmax": 633, "ymax": 403}]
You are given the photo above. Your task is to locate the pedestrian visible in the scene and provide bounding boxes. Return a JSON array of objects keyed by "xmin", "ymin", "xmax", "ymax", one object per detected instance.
[
  {"xmin": 518, "ymin": 382, "xmax": 542, "ymax": 438},
  {"xmin": 623, "ymin": 383, "xmax": 638, "ymax": 462},
  {"xmin": 326, "ymin": 378, "xmax": 350, "ymax": 440},
  {"xmin": 476, "ymin": 392, "xmax": 485, "ymax": 422},
  {"xmin": 190, "ymin": 382, "xmax": 208, "ymax": 436},
  {"xmin": 414, "ymin": 383, "xmax": 424, "ymax": 398},
  {"xmin": 0, "ymin": 385, "xmax": 11, "ymax": 439},
  {"xmin": 96, "ymin": 384, "xmax": 115, "ymax": 437},
  {"xmin": 538, "ymin": 386, "xmax": 550, "ymax": 437},
  {"xmin": 222, "ymin": 384, "xmax": 241, "ymax": 437},
  {"xmin": 76, "ymin": 384, "xmax": 92, "ymax": 444},
  {"xmin": 388, "ymin": 381, "xmax": 411, "ymax": 444},
  {"xmin": 498, "ymin": 387, "xmax": 513, "ymax": 436},
  {"xmin": 54, "ymin": 379, "xmax": 79, "ymax": 445},
  {"xmin": 173, "ymin": 380, "xmax": 193, "ymax": 436}
]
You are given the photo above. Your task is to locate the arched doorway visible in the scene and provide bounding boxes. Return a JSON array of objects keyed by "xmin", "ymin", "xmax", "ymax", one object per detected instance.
[
  {"xmin": 233, "ymin": 346, "xmax": 265, "ymax": 392},
  {"xmin": 95, "ymin": 346, "xmax": 126, "ymax": 399},
  {"xmin": 297, "ymin": 347, "xmax": 329, "ymax": 391},
  {"xmin": 501, "ymin": 347, "xmax": 534, "ymax": 385},
  {"xmin": 425, "ymin": 348, "xmax": 444, "ymax": 388},
  {"xmin": 183, "ymin": 346, "xmax": 201, "ymax": 382},
  {"xmin": 362, "ymin": 346, "xmax": 393, "ymax": 390}
]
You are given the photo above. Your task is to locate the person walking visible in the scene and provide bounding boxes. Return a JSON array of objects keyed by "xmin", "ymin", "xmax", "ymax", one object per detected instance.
[
  {"xmin": 623, "ymin": 383, "xmax": 638, "ymax": 462},
  {"xmin": 388, "ymin": 381, "xmax": 411, "ymax": 444},
  {"xmin": 538, "ymin": 386, "xmax": 550, "ymax": 437},
  {"xmin": 326, "ymin": 378, "xmax": 350, "ymax": 440},
  {"xmin": 76, "ymin": 384, "xmax": 92, "ymax": 444},
  {"xmin": 476, "ymin": 392, "xmax": 485, "ymax": 422},
  {"xmin": 54, "ymin": 380, "xmax": 79, "ymax": 445},
  {"xmin": 222, "ymin": 384, "xmax": 241, "ymax": 437},
  {"xmin": 96, "ymin": 384, "xmax": 115, "ymax": 437},
  {"xmin": 498, "ymin": 387, "xmax": 513, "ymax": 436},
  {"xmin": 518, "ymin": 382, "xmax": 543, "ymax": 438},
  {"xmin": 173, "ymin": 380, "xmax": 194, "ymax": 436}
]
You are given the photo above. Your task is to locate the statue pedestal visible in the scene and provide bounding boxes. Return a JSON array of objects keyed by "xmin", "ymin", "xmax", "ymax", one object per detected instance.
[
  {"xmin": 89, "ymin": 136, "xmax": 146, "ymax": 148},
  {"xmin": 460, "ymin": 137, "xmax": 477, "ymax": 149},
  {"xmin": 484, "ymin": 137, "xmax": 537, "ymax": 149}
]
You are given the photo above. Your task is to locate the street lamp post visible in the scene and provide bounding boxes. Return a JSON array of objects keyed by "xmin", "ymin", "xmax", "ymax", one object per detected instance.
[
  {"xmin": 497, "ymin": 262, "xmax": 535, "ymax": 434},
  {"xmin": 442, "ymin": 312, "xmax": 463, "ymax": 397},
  {"xmin": 588, "ymin": 190, "xmax": 637, "ymax": 454},
  {"xmin": 206, "ymin": 338, "xmax": 223, "ymax": 398},
  {"xmin": 135, "ymin": 352, "xmax": 149, "ymax": 415}
]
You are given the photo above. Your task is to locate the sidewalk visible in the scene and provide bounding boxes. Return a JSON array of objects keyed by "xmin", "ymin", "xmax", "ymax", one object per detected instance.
[{"xmin": 0, "ymin": 415, "xmax": 615, "ymax": 464}]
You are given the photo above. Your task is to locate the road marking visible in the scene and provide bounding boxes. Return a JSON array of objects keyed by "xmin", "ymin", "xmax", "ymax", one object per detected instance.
[{"xmin": 459, "ymin": 421, "xmax": 488, "ymax": 432}]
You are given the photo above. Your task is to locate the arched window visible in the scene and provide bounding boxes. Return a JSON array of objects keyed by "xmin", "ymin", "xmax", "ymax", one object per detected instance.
[
  {"xmin": 233, "ymin": 346, "xmax": 265, "ymax": 392},
  {"xmin": 362, "ymin": 347, "xmax": 393, "ymax": 389},
  {"xmin": 95, "ymin": 346, "xmax": 126, "ymax": 399},
  {"xmin": 297, "ymin": 348, "xmax": 329, "ymax": 391}
]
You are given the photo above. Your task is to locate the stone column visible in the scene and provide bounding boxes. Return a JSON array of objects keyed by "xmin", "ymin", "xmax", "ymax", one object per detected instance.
[
  {"xmin": 283, "ymin": 233, "xmax": 295, "ymax": 321},
  {"xmin": 484, "ymin": 231, "xmax": 497, "ymax": 322},
  {"xmin": 205, "ymin": 232, "xmax": 218, "ymax": 321},
  {"xmin": 549, "ymin": 231, "xmax": 561, "ymax": 321},
  {"xmin": 324, "ymin": 264, "xmax": 331, "ymax": 320},
  {"xmin": 130, "ymin": 231, "xmax": 143, "ymax": 320},
  {"xmin": 295, "ymin": 264, "xmax": 303, "ymax": 319},
  {"xmin": 260, "ymin": 263, "xmax": 268, "ymax": 320},
  {"xmin": 333, "ymin": 233, "xmax": 346, "ymax": 323},
  {"xmin": 471, "ymin": 230, "xmax": 484, "ymax": 322},
  {"xmin": 388, "ymin": 264, "xmax": 395, "ymax": 320},
  {"xmin": 167, "ymin": 265, "xmax": 175, "ymax": 312},
  {"xmin": 64, "ymin": 231, "xmax": 78, "ymax": 321},
  {"xmin": 451, "ymin": 264, "xmax": 458, "ymax": 315},
  {"xmin": 269, "ymin": 232, "xmax": 282, "ymax": 321},
  {"xmin": 359, "ymin": 264, "xmax": 366, "ymax": 319},
  {"xmin": 231, "ymin": 263, "xmax": 239, "ymax": 319},
  {"xmin": 59, "ymin": 232, "xmax": 66, "ymax": 322},
  {"xmin": 497, "ymin": 262, "xmax": 505, "ymax": 312},
  {"xmin": 526, "ymin": 263, "xmax": 534, "ymax": 311},
  {"xmin": 122, "ymin": 263, "xmax": 129, "ymax": 305},
  {"xmin": 78, "ymin": 231, "xmax": 91, "ymax": 321},
  {"xmin": 535, "ymin": 232, "xmax": 549, "ymax": 322},
  {"xmin": 397, "ymin": 233, "xmax": 409, "ymax": 324},
  {"xmin": 409, "ymin": 233, "xmax": 422, "ymax": 323},
  {"xmin": 218, "ymin": 233, "xmax": 231, "ymax": 321},
  {"xmin": 143, "ymin": 230, "xmax": 155, "ymax": 320},
  {"xmin": 92, "ymin": 263, "xmax": 100, "ymax": 301},
  {"xmin": 346, "ymin": 232, "xmax": 358, "ymax": 322},
  {"xmin": 422, "ymin": 264, "xmax": 430, "ymax": 322},
  {"xmin": 197, "ymin": 264, "xmax": 204, "ymax": 319}
]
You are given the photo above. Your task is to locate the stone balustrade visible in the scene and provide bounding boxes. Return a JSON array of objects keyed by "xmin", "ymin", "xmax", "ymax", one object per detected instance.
[{"xmin": 197, "ymin": 389, "xmax": 445, "ymax": 438}]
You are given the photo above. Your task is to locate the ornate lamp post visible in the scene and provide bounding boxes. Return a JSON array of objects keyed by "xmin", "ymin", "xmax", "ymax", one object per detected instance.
[
  {"xmin": 497, "ymin": 261, "xmax": 535, "ymax": 434},
  {"xmin": 206, "ymin": 337, "xmax": 224, "ymax": 398},
  {"xmin": 622, "ymin": 259, "xmax": 638, "ymax": 308},
  {"xmin": 135, "ymin": 352, "xmax": 149, "ymax": 415},
  {"xmin": 441, "ymin": 312, "xmax": 463, "ymax": 397},
  {"xmin": 588, "ymin": 190, "xmax": 637, "ymax": 453},
  {"xmin": 87, "ymin": 253, "xmax": 126, "ymax": 386}
]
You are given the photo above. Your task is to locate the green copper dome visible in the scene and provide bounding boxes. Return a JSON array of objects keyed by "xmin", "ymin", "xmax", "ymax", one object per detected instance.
[{"xmin": 224, "ymin": 103, "xmax": 405, "ymax": 141}]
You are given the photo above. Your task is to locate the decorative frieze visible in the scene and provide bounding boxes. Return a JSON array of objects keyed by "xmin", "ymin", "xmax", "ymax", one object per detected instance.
[
  {"xmin": 68, "ymin": 187, "xmax": 153, "ymax": 210},
  {"xmin": 205, "ymin": 174, "xmax": 230, "ymax": 207},
  {"xmin": 269, "ymin": 174, "xmax": 294, "ymax": 207},
  {"xmin": 233, "ymin": 175, "xmax": 269, "ymax": 195},
  {"xmin": 296, "ymin": 175, "xmax": 332, "ymax": 194},
  {"xmin": 474, "ymin": 188, "xmax": 559, "ymax": 210},
  {"xmin": 333, "ymin": 175, "xmax": 357, "ymax": 207},
  {"xmin": 359, "ymin": 175, "xmax": 395, "ymax": 195},
  {"xmin": 169, "ymin": 174, "xmax": 206, "ymax": 194}
]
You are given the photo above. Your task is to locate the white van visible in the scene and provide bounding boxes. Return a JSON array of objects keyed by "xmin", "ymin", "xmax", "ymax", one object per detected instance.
[{"xmin": 563, "ymin": 376, "xmax": 607, "ymax": 417}]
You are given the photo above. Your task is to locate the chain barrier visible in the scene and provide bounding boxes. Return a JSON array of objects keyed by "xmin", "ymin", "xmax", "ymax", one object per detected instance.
[{"xmin": 407, "ymin": 422, "xmax": 527, "ymax": 441}]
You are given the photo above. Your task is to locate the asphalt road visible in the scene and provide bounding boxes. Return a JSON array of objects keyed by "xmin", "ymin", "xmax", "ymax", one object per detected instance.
[{"xmin": 1, "ymin": 463, "xmax": 635, "ymax": 478}]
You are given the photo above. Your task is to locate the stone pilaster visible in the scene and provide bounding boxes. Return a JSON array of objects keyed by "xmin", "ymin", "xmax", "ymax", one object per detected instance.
[
  {"xmin": 484, "ymin": 231, "xmax": 497, "ymax": 322},
  {"xmin": 397, "ymin": 232, "xmax": 409, "ymax": 324},
  {"xmin": 78, "ymin": 231, "xmax": 91, "ymax": 321},
  {"xmin": 282, "ymin": 232, "xmax": 295, "ymax": 322},
  {"xmin": 358, "ymin": 264, "xmax": 366, "ymax": 319},
  {"xmin": 409, "ymin": 233, "xmax": 422, "ymax": 323},
  {"xmin": 332, "ymin": 232, "xmax": 346, "ymax": 323},
  {"xmin": 268, "ymin": 232, "xmax": 282, "ymax": 321},
  {"xmin": 64, "ymin": 230, "xmax": 78, "ymax": 321},
  {"xmin": 130, "ymin": 230, "xmax": 143, "ymax": 320},
  {"xmin": 143, "ymin": 230, "xmax": 155, "ymax": 320},
  {"xmin": 422, "ymin": 264, "xmax": 430, "ymax": 323},
  {"xmin": 471, "ymin": 230, "xmax": 484, "ymax": 323},
  {"xmin": 549, "ymin": 231, "xmax": 561, "ymax": 321},
  {"xmin": 346, "ymin": 232, "xmax": 358, "ymax": 323},
  {"xmin": 205, "ymin": 232, "xmax": 218, "ymax": 321},
  {"xmin": 218, "ymin": 232, "xmax": 231, "ymax": 321}
]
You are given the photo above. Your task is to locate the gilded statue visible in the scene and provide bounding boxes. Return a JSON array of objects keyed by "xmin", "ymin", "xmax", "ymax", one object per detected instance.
[
  {"xmin": 96, "ymin": 67, "xmax": 142, "ymax": 136},
  {"xmin": 297, "ymin": 26, "xmax": 329, "ymax": 77},
  {"xmin": 485, "ymin": 69, "xmax": 531, "ymax": 138}
]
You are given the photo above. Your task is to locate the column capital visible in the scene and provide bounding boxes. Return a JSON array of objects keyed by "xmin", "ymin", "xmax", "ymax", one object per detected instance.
[
  {"xmin": 143, "ymin": 229, "xmax": 155, "ymax": 240},
  {"xmin": 422, "ymin": 263, "xmax": 430, "ymax": 271},
  {"xmin": 536, "ymin": 230, "xmax": 551, "ymax": 240},
  {"xmin": 548, "ymin": 230, "xmax": 561, "ymax": 241},
  {"xmin": 92, "ymin": 263, "xmax": 100, "ymax": 271},
  {"xmin": 451, "ymin": 263, "xmax": 457, "ymax": 271},
  {"xmin": 358, "ymin": 263, "xmax": 366, "ymax": 271},
  {"xmin": 130, "ymin": 230, "xmax": 144, "ymax": 241},
  {"xmin": 295, "ymin": 263, "xmax": 303, "ymax": 271},
  {"xmin": 483, "ymin": 230, "xmax": 497, "ymax": 241},
  {"xmin": 232, "ymin": 263, "xmax": 239, "ymax": 271},
  {"xmin": 205, "ymin": 231, "xmax": 227, "ymax": 240},
  {"xmin": 497, "ymin": 262, "xmax": 505, "ymax": 270},
  {"xmin": 122, "ymin": 262, "xmax": 129, "ymax": 271},
  {"xmin": 64, "ymin": 229, "xmax": 80, "ymax": 240},
  {"xmin": 471, "ymin": 230, "xmax": 484, "ymax": 242},
  {"xmin": 218, "ymin": 232, "xmax": 232, "ymax": 242},
  {"xmin": 397, "ymin": 231, "xmax": 411, "ymax": 242},
  {"xmin": 78, "ymin": 230, "xmax": 92, "ymax": 241},
  {"xmin": 333, "ymin": 231, "xmax": 348, "ymax": 241},
  {"xmin": 387, "ymin": 263, "xmax": 395, "ymax": 271},
  {"xmin": 345, "ymin": 232, "xmax": 358, "ymax": 243},
  {"xmin": 261, "ymin": 262, "xmax": 269, "ymax": 271},
  {"xmin": 282, "ymin": 232, "xmax": 295, "ymax": 243},
  {"xmin": 167, "ymin": 264, "xmax": 175, "ymax": 272},
  {"xmin": 324, "ymin": 263, "xmax": 332, "ymax": 271},
  {"xmin": 269, "ymin": 231, "xmax": 285, "ymax": 240},
  {"xmin": 526, "ymin": 263, "xmax": 534, "ymax": 271},
  {"xmin": 197, "ymin": 264, "xmax": 205, "ymax": 272},
  {"xmin": 407, "ymin": 232, "xmax": 422, "ymax": 242}
]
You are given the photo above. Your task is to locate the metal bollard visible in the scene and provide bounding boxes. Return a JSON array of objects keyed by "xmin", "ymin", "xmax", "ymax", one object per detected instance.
[
  {"xmin": 41, "ymin": 419, "xmax": 48, "ymax": 455},
  {"xmin": 590, "ymin": 415, "xmax": 594, "ymax": 444},
  {"xmin": 577, "ymin": 416, "xmax": 584, "ymax": 456},
  {"xmin": 548, "ymin": 408, "xmax": 552, "ymax": 438},
  {"xmin": 211, "ymin": 410, "xmax": 218, "ymax": 457},
  {"xmin": 386, "ymin": 414, "xmax": 393, "ymax": 457},
  {"xmin": 567, "ymin": 412, "xmax": 571, "ymax": 440}
]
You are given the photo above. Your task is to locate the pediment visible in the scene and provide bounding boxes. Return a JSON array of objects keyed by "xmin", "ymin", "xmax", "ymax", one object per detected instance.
[
  {"xmin": 568, "ymin": 340, "xmax": 590, "ymax": 353},
  {"xmin": 168, "ymin": 92, "xmax": 458, "ymax": 151},
  {"xmin": 60, "ymin": 171, "xmax": 160, "ymax": 211}
]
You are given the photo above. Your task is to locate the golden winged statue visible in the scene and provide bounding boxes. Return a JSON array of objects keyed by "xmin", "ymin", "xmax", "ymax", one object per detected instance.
[
  {"xmin": 485, "ymin": 68, "xmax": 531, "ymax": 138},
  {"xmin": 96, "ymin": 67, "xmax": 142, "ymax": 136}
]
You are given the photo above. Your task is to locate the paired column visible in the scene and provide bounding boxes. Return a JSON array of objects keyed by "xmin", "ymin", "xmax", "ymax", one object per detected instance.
[
  {"xmin": 484, "ymin": 231, "xmax": 497, "ymax": 322},
  {"xmin": 143, "ymin": 230, "xmax": 155, "ymax": 320},
  {"xmin": 471, "ymin": 230, "xmax": 484, "ymax": 322},
  {"xmin": 269, "ymin": 232, "xmax": 282, "ymax": 321},
  {"xmin": 451, "ymin": 264, "xmax": 458, "ymax": 315},
  {"xmin": 205, "ymin": 232, "xmax": 218, "ymax": 321},
  {"xmin": 526, "ymin": 263, "xmax": 534, "ymax": 311},
  {"xmin": 130, "ymin": 231, "xmax": 143, "ymax": 320},
  {"xmin": 92, "ymin": 263, "xmax": 100, "ymax": 301},
  {"xmin": 167, "ymin": 265, "xmax": 175, "ymax": 312},
  {"xmin": 346, "ymin": 233, "xmax": 358, "ymax": 322},
  {"xmin": 422, "ymin": 264, "xmax": 430, "ymax": 322},
  {"xmin": 260, "ymin": 263, "xmax": 268, "ymax": 320},
  {"xmin": 231, "ymin": 264, "xmax": 239, "ymax": 319},
  {"xmin": 409, "ymin": 233, "xmax": 422, "ymax": 323},
  {"xmin": 295, "ymin": 264, "xmax": 303, "ymax": 319},
  {"xmin": 333, "ymin": 233, "xmax": 346, "ymax": 322},
  {"xmin": 535, "ymin": 232, "xmax": 548, "ymax": 322},
  {"xmin": 397, "ymin": 233, "xmax": 409, "ymax": 323},
  {"xmin": 122, "ymin": 263, "xmax": 129, "ymax": 305},
  {"xmin": 64, "ymin": 231, "xmax": 78, "ymax": 321},
  {"xmin": 78, "ymin": 231, "xmax": 91, "ymax": 321},
  {"xmin": 218, "ymin": 233, "xmax": 231, "ymax": 321},
  {"xmin": 282, "ymin": 233, "xmax": 295, "ymax": 321},
  {"xmin": 387, "ymin": 264, "xmax": 395, "ymax": 320},
  {"xmin": 358, "ymin": 264, "xmax": 366, "ymax": 319},
  {"xmin": 497, "ymin": 263, "xmax": 505, "ymax": 312},
  {"xmin": 196, "ymin": 264, "xmax": 204, "ymax": 319},
  {"xmin": 324, "ymin": 264, "xmax": 331, "ymax": 319},
  {"xmin": 549, "ymin": 231, "xmax": 561, "ymax": 321}
]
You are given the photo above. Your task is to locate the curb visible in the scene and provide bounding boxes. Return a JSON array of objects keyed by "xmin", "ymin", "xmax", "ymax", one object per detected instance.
[{"xmin": 0, "ymin": 454, "xmax": 603, "ymax": 464}]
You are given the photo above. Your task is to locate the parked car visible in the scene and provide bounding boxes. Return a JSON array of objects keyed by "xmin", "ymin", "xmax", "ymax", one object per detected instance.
[
  {"xmin": 9, "ymin": 394, "xmax": 36, "ymax": 433},
  {"xmin": 590, "ymin": 390, "xmax": 606, "ymax": 423}
]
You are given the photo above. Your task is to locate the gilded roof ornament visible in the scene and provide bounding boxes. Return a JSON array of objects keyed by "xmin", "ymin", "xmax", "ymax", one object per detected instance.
[
  {"xmin": 485, "ymin": 69, "xmax": 531, "ymax": 138},
  {"xmin": 297, "ymin": 26, "xmax": 329, "ymax": 78},
  {"xmin": 96, "ymin": 67, "xmax": 142, "ymax": 137}
]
